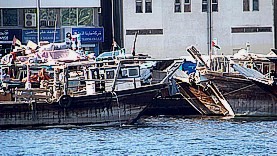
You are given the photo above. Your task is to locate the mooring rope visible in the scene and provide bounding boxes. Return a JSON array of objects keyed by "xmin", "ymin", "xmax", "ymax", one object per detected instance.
[
  {"xmin": 112, "ymin": 91, "xmax": 122, "ymax": 127},
  {"xmin": 223, "ymin": 84, "xmax": 255, "ymax": 96}
]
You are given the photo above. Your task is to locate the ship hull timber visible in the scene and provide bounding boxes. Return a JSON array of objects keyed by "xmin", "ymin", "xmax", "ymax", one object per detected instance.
[
  {"xmin": 0, "ymin": 84, "xmax": 165, "ymax": 128},
  {"xmin": 204, "ymin": 71, "xmax": 277, "ymax": 117}
]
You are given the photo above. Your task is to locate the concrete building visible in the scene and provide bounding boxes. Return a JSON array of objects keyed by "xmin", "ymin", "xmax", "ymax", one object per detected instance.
[
  {"xmin": 0, "ymin": 0, "xmax": 103, "ymax": 55},
  {"xmin": 122, "ymin": 0, "xmax": 275, "ymax": 58}
]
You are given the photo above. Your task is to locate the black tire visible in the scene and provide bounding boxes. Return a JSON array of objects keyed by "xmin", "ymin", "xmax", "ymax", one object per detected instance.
[{"xmin": 59, "ymin": 95, "xmax": 72, "ymax": 108}]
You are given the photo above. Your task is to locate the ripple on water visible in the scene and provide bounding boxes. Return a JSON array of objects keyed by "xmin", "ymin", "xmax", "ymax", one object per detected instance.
[{"xmin": 0, "ymin": 117, "xmax": 277, "ymax": 155}]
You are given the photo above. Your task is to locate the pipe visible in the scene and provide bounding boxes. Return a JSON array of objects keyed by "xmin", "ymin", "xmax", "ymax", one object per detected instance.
[
  {"xmin": 207, "ymin": 0, "xmax": 212, "ymax": 68},
  {"xmin": 37, "ymin": 0, "xmax": 40, "ymax": 45}
]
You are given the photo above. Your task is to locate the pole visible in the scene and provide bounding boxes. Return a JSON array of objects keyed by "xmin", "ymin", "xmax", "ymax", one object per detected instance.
[
  {"xmin": 25, "ymin": 62, "xmax": 31, "ymax": 89},
  {"xmin": 37, "ymin": 0, "xmax": 40, "ymax": 45},
  {"xmin": 132, "ymin": 32, "xmax": 138, "ymax": 57},
  {"xmin": 112, "ymin": 61, "xmax": 121, "ymax": 92},
  {"xmin": 52, "ymin": 14, "xmax": 58, "ymax": 51},
  {"xmin": 207, "ymin": 0, "xmax": 212, "ymax": 68},
  {"xmin": 111, "ymin": 0, "xmax": 115, "ymax": 51}
]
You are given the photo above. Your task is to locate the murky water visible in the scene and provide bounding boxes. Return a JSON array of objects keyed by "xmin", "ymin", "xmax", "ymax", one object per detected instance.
[{"xmin": 0, "ymin": 116, "xmax": 276, "ymax": 155}]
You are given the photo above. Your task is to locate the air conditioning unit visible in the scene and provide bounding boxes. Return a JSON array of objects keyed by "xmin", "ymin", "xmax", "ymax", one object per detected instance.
[
  {"xmin": 47, "ymin": 20, "xmax": 56, "ymax": 27},
  {"xmin": 25, "ymin": 13, "xmax": 37, "ymax": 27}
]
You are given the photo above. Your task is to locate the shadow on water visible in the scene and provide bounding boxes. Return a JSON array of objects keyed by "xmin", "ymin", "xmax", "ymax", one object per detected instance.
[{"xmin": 1, "ymin": 115, "xmax": 277, "ymax": 130}]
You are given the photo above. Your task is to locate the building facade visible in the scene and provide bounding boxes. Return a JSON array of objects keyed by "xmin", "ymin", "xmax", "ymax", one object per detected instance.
[
  {"xmin": 0, "ymin": 0, "xmax": 103, "ymax": 55},
  {"xmin": 123, "ymin": 0, "xmax": 275, "ymax": 58}
]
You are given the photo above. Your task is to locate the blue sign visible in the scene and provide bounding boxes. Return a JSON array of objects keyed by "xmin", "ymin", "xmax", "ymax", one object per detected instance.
[
  {"xmin": 72, "ymin": 27, "xmax": 104, "ymax": 43},
  {"xmin": 22, "ymin": 29, "xmax": 61, "ymax": 44},
  {"xmin": 0, "ymin": 29, "xmax": 22, "ymax": 43}
]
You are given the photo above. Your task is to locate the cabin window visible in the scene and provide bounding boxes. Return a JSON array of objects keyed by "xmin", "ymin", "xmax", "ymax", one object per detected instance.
[
  {"xmin": 90, "ymin": 69, "xmax": 100, "ymax": 79},
  {"xmin": 129, "ymin": 68, "xmax": 139, "ymax": 77},
  {"xmin": 174, "ymin": 0, "xmax": 181, "ymax": 12},
  {"xmin": 253, "ymin": 0, "xmax": 259, "ymax": 11},
  {"xmin": 263, "ymin": 64, "xmax": 269, "ymax": 75},
  {"xmin": 243, "ymin": 0, "xmax": 250, "ymax": 11},
  {"xmin": 184, "ymin": 0, "xmax": 191, "ymax": 12},
  {"xmin": 136, "ymin": 0, "xmax": 143, "ymax": 13},
  {"xmin": 106, "ymin": 70, "xmax": 114, "ymax": 79},
  {"xmin": 17, "ymin": 70, "xmax": 27, "ymax": 80},
  {"xmin": 121, "ymin": 69, "xmax": 128, "ymax": 78},
  {"xmin": 255, "ymin": 63, "xmax": 262, "ymax": 72},
  {"xmin": 145, "ymin": 0, "xmax": 152, "ymax": 13}
]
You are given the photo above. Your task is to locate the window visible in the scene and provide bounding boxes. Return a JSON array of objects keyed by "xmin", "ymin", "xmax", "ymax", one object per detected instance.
[
  {"xmin": 106, "ymin": 70, "xmax": 115, "ymax": 79},
  {"xmin": 126, "ymin": 29, "xmax": 163, "ymax": 35},
  {"xmin": 263, "ymin": 64, "xmax": 269, "ymax": 75},
  {"xmin": 40, "ymin": 8, "xmax": 58, "ymax": 27},
  {"xmin": 145, "ymin": 0, "xmax": 152, "ymax": 13},
  {"xmin": 3, "ymin": 9, "xmax": 18, "ymax": 26},
  {"xmin": 129, "ymin": 68, "xmax": 139, "ymax": 77},
  {"xmin": 231, "ymin": 27, "xmax": 272, "ymax": 33},
  {"xmin": 174, "ymin": 0, "xmax": 181, "ymax": 12},
  {"xmin": 78, "ymin": 8, "xmax": 93, "ymax": 26},
  {"xmin": 136, "ymin": 0, "xmax": 143, "ymax": 13},
  {"xmin": 61, "ymin": 8, "xmax": 94, "ymax": 26},
  {"xmin": 202, "ymin": 0, "xmax": 218, "ymax": 12},
  {"xmin": 245, "ymin": 27, "xmax": 258, "ymax": 32},
  {"xmin": 184, "ymin": 0, "xmax": 191, "ymax": 12},
  {"xmin": 61, "ymin": 8, "xmax": 77, "ymax": 26},
  {"xmin": 202, "ymin": 0, "xmax": 208, "ymax": 12},
  {"xmin": 40, "ymin": 9, "xmax": 57, "ymax": 21},
  {"xmin": 253, "ymin": 0, "xmax": 259, "ymax": 11},
  {"xmin": 121, "ymin": 69, "xmax": 128, "ymax": 78},
  {"xmin": 243, "ymin": 0, "xmax": 250, "ymax": 11},
  {"xmin": 212, "ymin": 0, "xmax": 218, "ymax": 12}
]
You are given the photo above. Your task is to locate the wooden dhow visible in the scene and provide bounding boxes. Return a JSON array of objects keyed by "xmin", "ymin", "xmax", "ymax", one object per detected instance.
[
  {"xmin": 184, "ymin": 45, "xmax": 277, "ymax": 117},
  {"xmin": 0, "ymin": 51, "xmax": 184, "ymax": 128}
]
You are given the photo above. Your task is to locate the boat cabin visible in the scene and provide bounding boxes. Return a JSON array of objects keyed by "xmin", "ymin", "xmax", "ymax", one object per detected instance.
[{"xmin": 86, "ymin": 64, "xmax": 142, "ymax": 95}]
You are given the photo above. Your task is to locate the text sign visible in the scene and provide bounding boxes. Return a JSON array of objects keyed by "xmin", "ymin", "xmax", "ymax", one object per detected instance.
[
  {"xmin": 72, "ymin": 27, "xmax": 104, "ymax": 43},
  {"xmin": 0, "ymin": 29, "xmax": 22, "ymax": 43},
  {"xmin": 22, "ymin": 29, "xmax": 61, "ymax": 44}
]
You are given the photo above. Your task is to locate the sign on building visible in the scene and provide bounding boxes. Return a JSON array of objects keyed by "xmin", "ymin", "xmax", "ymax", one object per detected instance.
[
  {"xmin": 22, "ymin": 29, "xmax": 61, "ymax": 44},
  {"xmin": 72, "ymin": 27, "xmax": 104, "ymax": 43},
  {"xmin": 0, "ymin": 29, "xmax": 22, "ymax": 43}
]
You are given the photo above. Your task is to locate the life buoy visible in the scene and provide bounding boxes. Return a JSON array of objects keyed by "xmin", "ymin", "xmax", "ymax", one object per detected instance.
[{"xmin": 58, "ymin": 95, "xmax": 72, "ymax": 108}]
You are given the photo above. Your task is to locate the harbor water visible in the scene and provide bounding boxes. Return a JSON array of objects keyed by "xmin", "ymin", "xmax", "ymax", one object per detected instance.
[{"xmin": 0, "ymin": 116, "xmax": 276, "ymax": 155}]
